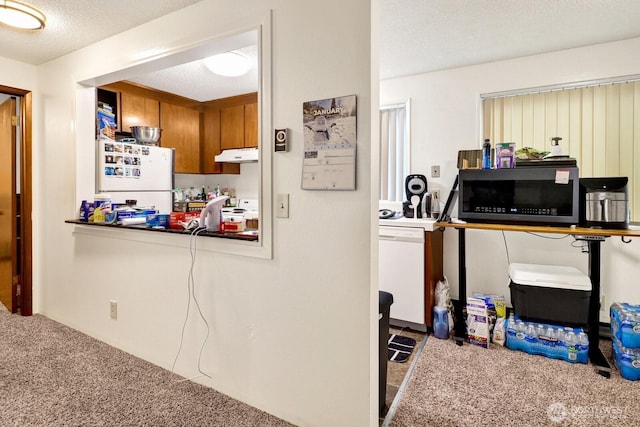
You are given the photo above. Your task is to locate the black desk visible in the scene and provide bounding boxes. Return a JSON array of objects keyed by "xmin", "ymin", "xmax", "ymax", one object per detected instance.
[{"xmin": 436, "ymin": 222, "xmax": 640, "ymax": 378}]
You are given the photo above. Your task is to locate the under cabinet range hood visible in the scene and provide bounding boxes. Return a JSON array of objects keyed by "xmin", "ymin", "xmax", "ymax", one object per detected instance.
[{"xmin": 214, "ymin": 147, "xmax": 259, "ymax": 163}]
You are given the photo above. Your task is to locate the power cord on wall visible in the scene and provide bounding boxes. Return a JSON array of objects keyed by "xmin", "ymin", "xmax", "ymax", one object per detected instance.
[{"xmin": 171, "ymin": 226, "xmax": 212, "ymax": 381}]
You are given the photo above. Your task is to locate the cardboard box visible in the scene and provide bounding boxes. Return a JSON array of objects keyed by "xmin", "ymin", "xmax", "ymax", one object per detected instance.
[
  {"xmin": 169, "ymin": 212, "xmax": 200, "ymax": 230},
  {"xmin": 467, "ymin": 297, "xmax": 490, "ymax": 348},
  {"xmin": 173, "ymin": 201, "xmax": 206, "ymax": 213}
]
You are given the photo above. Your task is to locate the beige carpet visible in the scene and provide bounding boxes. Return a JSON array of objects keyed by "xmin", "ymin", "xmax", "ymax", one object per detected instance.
[
  {"xmin": 0, "ymin": 306, "xmax": 294, "ymax": 427},
  {"xmin": 390, "ymin": 337, "xmax": 639, "ymax": 427}
]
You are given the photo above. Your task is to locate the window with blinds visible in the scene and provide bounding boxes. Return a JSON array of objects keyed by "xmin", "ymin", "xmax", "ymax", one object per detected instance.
[
  {"xmin": 380, "ymin": 102, "xmax": 410, "ymax": 202},
  {"xmin": 483, "ymin": 79, "xmax": 640, "ymax": 221}
]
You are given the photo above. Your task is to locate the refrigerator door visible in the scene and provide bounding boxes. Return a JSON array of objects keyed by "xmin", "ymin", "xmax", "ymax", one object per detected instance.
[
  {"xmin": 97, "ymin": 140, "xmax": 174, "ymax": 192},
  {"xmin": 96, "ymin": 140, "xmax": 174, "ymax": 214}
]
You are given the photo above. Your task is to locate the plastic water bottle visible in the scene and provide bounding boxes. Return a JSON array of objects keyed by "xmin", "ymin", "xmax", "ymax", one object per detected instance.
[
  {"xmin": 482, "ymin": 139, "xmax": 492, "ymax": 169},
  {"xmin": 564, "ymin": 330, "xmax": 577, "ymax": 362},
  {"xmin": 536, "ymin": 324, "xmax": 546, "ymax": 354},
  {"xmin": 525, "ymin": 323, "xmax": 537, "ymax": 353}
]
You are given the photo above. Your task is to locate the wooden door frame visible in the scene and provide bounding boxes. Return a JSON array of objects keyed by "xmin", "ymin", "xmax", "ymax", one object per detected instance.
[{"xmin": 0, "ymin": 84, "xmax": 32, "ymax": 316}]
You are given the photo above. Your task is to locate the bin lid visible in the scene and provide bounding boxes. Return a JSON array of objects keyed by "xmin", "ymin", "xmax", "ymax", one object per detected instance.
[
  {"xmin": 379, "ymin": 290, "xmax": 394, "ymax": 310},
  {"xmin": 508, "ymin": 263, "xmax": 591, "ymax": 291}
]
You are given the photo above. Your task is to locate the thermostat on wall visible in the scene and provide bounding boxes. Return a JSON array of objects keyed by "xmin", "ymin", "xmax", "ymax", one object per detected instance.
[{"xmin": 274, "ymin": 128, "xmax": 288, "ymax": 152}]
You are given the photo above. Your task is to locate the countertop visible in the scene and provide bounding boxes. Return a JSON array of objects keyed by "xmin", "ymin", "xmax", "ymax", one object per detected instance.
[
  {"xmin": 65, "ymin": 219, "xmax": 259, "ymax": 241},
  {"xmin": 379, "ymin": 216, "xmax": 438, "ymax": 231}
]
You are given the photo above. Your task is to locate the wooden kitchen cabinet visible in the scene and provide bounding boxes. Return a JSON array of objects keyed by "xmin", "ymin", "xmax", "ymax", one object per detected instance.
[
  {"xmin": 120, "ymin": 92, "xmax": 159, "ymax": 132},
  {"xmin": 98, "ymin": 83, "xmax": 255, "ymax": 174},
  {"xmin": 220, "ymin": 105, "xmax": 245, "ymax": 150},
  {"xmin": 244, "ymin": 101, "xmax": 258, "ymax": 148},
  {"xmin": 160, "ymin": 102, "xmax": 201, "ymax": 174},
  {"xmin": 216, "ymin": 93, "xmax": 258, "ymax": 150},
  {"xmin": 202, "ymin": 107, "xmax": 240, "ymax": 174}
]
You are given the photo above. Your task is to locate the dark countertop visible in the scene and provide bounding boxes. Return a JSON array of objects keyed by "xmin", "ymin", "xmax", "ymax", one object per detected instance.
[{"xmin": 65, "ymin": 219, "xmax": 259, "ymax": 241}]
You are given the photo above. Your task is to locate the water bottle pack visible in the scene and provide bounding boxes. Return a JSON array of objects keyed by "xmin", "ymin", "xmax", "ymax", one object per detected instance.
[
  {"xmin": 612, "ymin": 336, "xmax": 640, "ymax": 381},
  {"xmin": 505, "ymin": 314, "xmax": 588, "ymax": 364},
  {"xmin": 610, "ymin": 302, "xmax": 640, "ymax": 381},
  {"xmin": 610, "ymin": 302, "xmax": 640, "ymax": 349}
]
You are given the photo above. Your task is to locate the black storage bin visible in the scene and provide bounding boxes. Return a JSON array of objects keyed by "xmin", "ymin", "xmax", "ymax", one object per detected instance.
[
  {"xmin": 509, "ymin": 263, "xmax": 591, "ymax": 326},
  {"xmin": 379, "ymin": 291, "xmax": 393, "ymax": 416}
]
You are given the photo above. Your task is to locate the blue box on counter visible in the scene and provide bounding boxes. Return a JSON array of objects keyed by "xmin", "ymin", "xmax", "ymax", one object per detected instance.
[
  {"xmin": 611, "ymin": 302, "xmax": 640, "ymax": 349},
  {"xmin": 146, "ymin": 213, "xmax": 169, "ymax": 228}
]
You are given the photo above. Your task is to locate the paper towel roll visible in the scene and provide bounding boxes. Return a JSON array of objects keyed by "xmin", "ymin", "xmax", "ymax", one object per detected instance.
[{"xmin": 121, "ymin": 217, "xmax": 146, "ymax": 226}]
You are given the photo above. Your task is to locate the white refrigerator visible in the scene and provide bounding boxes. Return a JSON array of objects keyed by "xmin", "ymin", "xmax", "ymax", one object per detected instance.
[{"xmin": 96, "ymin": 140, "xmax": 174, "ymax": 213}]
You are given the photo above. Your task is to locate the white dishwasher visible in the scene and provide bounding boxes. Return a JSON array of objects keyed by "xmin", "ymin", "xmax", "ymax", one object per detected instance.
[{"xmin": 379, "ymin": 225, "xmax": 425, "ymax": 330}]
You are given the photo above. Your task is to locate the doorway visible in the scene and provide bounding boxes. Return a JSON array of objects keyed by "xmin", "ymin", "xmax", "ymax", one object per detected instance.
[{"xmin": 0, "ymin": 85, "xmax": 33, "ymax": 315}]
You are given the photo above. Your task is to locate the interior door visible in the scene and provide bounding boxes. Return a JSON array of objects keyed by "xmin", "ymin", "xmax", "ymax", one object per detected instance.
[{"xmin": 0, "ymin": 97, "xmax": 17, "ymax": 312}]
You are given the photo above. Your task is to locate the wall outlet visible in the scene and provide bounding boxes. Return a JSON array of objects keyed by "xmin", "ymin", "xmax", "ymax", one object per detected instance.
[
  {"xmin": 110, "ymin": 300, "xmax": 118, "ymax": 319},
  {"xmin": 432, "ymin": 190, "xmax": 440, "ymax": 200},
  {"xmin": 431, "ymin": 165, "xmax": 440, "ymax": 178}
]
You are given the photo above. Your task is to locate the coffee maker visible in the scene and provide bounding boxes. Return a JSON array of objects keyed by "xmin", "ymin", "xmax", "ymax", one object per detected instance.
[{"xmin": 402, "ymin": 174, "xmax": 430, "ymax": 218}]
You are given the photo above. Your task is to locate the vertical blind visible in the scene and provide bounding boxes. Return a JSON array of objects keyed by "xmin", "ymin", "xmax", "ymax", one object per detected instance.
[
  {"xmin": 483, "ymin": 80, "xmax": 640, "ymax": 221},
  {"xmin": 380, "ymin": 105, "xmax": 409, "ymax": 201}
]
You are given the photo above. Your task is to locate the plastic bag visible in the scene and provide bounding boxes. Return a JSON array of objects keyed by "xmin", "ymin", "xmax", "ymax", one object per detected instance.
[
  {"xmin": 434, "ymin": 276, "xmax": 450, "ymax": 307},
  {"xmin": 493, "ymin": 317, "xmax": 506, "ymax": 346},
  {"xmin": 435, "ymin": 277, "xmax": 455, "ymax": 333}
]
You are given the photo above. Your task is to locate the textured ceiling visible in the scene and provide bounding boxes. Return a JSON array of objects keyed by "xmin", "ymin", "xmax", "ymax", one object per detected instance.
[
  {"xmin": 380, "ymin": 0, "xmax": 640, "ymax": 80},
  {"xmin": 128, "ymin": 44, "xmax": 258, "ymax": 103},
  {"xmin": 0, "ymin": 0, "xmax": 203, "ymax": 65},
  {"xmin": 3, "ymin": 1, "xmax": 640, "ymax": 99}
]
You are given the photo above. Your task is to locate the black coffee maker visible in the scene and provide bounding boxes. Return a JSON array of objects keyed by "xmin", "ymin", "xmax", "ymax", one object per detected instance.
[{"xmin": 402, "ymin": 174, "xmax": 430, "ymax": 218}]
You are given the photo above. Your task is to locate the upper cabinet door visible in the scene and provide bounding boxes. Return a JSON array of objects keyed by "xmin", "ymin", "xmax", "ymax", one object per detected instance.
[
  {"xmin": 244, "ymin": 102, "xmax": 258, "ymax": 148},
  {"xmin": 121, "ymin": 92, "xmax": 160, "ymax": 132},
  {"xmin": 160, "ymin": 102, "xmax": 201, "ymax": 174},
  {"xmin": 220, "ymin": 105, "xmax": 245, "ymax": 150}
]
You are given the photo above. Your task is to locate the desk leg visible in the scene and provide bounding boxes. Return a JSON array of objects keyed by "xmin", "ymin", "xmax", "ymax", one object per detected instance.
[
  {"xmin": 454, "ymin": 228, "xmax": 467, "ymax": 346},
  {"xmin": 588, "ymin": 240, "xmax": 611, "ymax": 378}
]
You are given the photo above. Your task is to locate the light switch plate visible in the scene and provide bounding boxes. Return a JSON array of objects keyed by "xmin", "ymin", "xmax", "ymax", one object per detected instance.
[
  {"xmin": 431, "ymin": 165, "xmax": 440, "ymax": 178},
  {"xmin": 276, "ymin": 194, "xmax": 289, "ymax": 218}
]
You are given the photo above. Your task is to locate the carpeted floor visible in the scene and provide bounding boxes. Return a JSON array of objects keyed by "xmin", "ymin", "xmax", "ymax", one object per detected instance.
[
  {"xmin": 390, "ymin": 337, "xmax": 640, "ymax": 427},
  {"xmin": 0, "ymin": 306, "xmax": 294, "ymax": 427}
]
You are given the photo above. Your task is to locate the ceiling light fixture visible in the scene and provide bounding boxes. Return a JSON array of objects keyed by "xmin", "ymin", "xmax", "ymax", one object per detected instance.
[
  {"xmin": 0, "ymin": 0, "xmax": 46, "ymax": 30},
  {"xmin": 204, "ymin": 51, "xmax": 251, "ymax": 77}
]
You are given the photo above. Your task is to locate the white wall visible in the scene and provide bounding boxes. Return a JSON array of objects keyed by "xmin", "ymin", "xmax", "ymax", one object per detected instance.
[
  {"xmin": 381, "ymin": 37, "xmax": 640, "ymax": 320},
  {"xmin": 30, "ymin": 1, "xmax": 375, "ymax": 426}
]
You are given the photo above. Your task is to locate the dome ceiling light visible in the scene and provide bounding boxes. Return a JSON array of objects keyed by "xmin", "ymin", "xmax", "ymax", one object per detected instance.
[
  {"xmin": 204, "ymin": 51, "xmax": 251, "ymax": 77},
  {"xmin": 0, "ymin": 0, "xmax": 46, "ymax": 30}
]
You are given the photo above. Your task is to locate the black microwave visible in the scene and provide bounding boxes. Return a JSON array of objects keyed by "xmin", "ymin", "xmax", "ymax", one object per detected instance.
[{"xmin": 458, "ymin": 167, "xmax": 579, "ymax": 225}]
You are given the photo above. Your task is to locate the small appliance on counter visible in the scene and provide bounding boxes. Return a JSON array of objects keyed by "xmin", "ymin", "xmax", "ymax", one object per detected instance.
[
  {"xmin": 579, "ymin": 177, "xmax": 629, "ymax": 229},
  {"xmin": 402, "ymin": 174, "xmax": 430, "ymax": 218}
]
